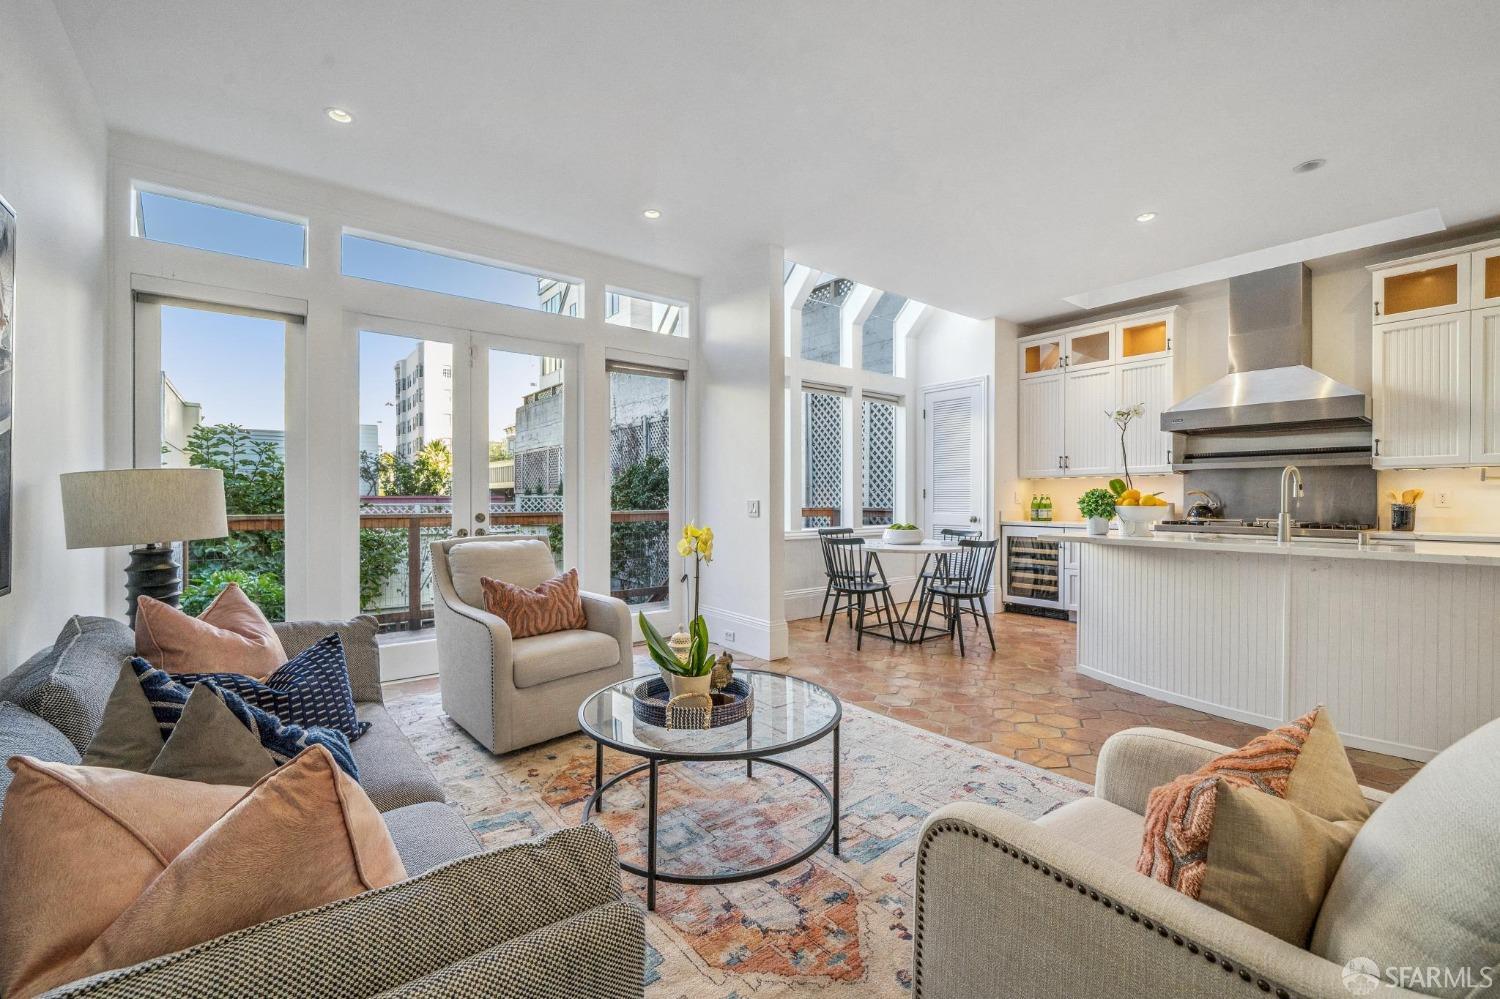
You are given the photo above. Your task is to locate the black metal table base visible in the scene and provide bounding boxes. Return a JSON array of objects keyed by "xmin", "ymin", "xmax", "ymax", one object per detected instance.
[{"xmin": 581, "ymin": 724, "xmax": 841, "ymax": 911}]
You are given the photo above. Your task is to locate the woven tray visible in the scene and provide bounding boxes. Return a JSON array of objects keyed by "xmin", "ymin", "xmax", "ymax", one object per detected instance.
[{"xmin": 632, "ymin": 676, "xmax": 753, "ymax": 730}]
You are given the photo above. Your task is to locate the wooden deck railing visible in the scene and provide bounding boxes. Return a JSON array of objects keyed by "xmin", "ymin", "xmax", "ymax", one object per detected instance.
[{"xmin": 203, "ymin": 509, "xmax": 670, "ymax": 631}]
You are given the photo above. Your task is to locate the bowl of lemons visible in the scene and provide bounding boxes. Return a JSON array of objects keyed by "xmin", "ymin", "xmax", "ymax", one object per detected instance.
[{"xmin": 1109, "ymin": 480, "xmax": 1173, "ymax": 537}]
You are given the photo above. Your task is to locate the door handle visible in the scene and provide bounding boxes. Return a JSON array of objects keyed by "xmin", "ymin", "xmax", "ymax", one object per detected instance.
[
  {"xmin": 474, "ymin": 512, "xmax": 487, "ymax": 523},
  {"xmin": 455, "ymin": 528, "xmax": 469, "ymax": 537},
  {"xmin": 969, "ymin": 516, "xmax": 979, "ymax": 524}
]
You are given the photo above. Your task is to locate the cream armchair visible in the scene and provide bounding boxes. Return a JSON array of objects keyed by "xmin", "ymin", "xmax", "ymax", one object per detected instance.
[
  {"xmin": 431, "ymin": 536, "xmax": 632, "ymax": 755},
  {"xmin": 914, "ymin": 720, "xmax": 1500, "ymax": 999}
]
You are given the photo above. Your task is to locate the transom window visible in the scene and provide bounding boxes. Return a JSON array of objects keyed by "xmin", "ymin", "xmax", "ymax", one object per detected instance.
[
  {"xmin": 606, "ymin": 288, "xmax": 687, "ymax": 337},
  {"xmin": 342, "ymin": 232, "xmax": 583, "ymax": 315},
  {"xmin": 134, "ymin": 188, "xmax": 306, "ymax": 267}
]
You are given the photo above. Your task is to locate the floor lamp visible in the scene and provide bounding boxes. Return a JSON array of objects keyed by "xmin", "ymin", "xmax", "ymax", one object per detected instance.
[{"xmin": 61, "ymin": 468, "xmax": 229, "ymax": 627}]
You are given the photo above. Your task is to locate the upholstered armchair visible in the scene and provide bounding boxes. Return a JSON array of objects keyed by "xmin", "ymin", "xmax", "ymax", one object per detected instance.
[
  {"xmin": 914, "ymin": 721, "xmax": 1498, "ymax": 999},
  {"xmin": 431, "ymin": 537, "xmax": 632, "ymax": 755}
]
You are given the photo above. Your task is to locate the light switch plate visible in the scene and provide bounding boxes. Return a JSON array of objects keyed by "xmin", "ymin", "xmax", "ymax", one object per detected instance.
[{"xmin": 746, "ymin": 499, "xmax": 761, "ymax": 518}]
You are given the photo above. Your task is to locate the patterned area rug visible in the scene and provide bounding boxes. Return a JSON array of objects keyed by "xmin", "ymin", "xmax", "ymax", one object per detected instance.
[{"xmin": 388, "ymin": 690, "xmax": 1088, "ymax": 997}]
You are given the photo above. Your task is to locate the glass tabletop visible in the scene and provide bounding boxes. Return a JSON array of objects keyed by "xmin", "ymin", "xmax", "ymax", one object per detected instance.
[{"xmin": 579, "ymin": 669, "xmax": 842, "ymax": 760}]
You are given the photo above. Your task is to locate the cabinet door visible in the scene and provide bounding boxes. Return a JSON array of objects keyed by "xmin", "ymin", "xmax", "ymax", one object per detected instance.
[
  {"xmin": 1018, "ymin": 334, "xmax": 1064, "ymax": 379},
  {"xmin": 1063, "ymin": 364, "xmax": 1117, "ymax": 475},
  {"xmin": 1064, "ymin": 323, "xmax": 1114, "ymax": 371},
  {"xmin": 1373, "ymin": 253, "xmax": 1470, "ymax": 324},
  {"xmin": 1372, "ymin": 313, "xmax": 1471, "ymax": 467},
  {"xmin": 1472, "ymin": 247, "xmax": 1500, "ymax": 309},
  {"xmin": 1118, "ymin": 355, "xmax": 1174, "ymax": 474},
  {"xmin": 1018, "ymin": 371, "xmax": 1065, "ymax": 477},
  {"xmin": 1470, "ymin": 307, "xmax": 1500, "ymax": 464},
  {"xmin": 1116, "ymin": 309, "xmax": 1174, "ymax": 362}
]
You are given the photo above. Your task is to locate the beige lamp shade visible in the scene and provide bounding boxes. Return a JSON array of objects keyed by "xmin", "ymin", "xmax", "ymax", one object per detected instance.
[{"xmin": 60, "ymin": 468, "xmax": 229, "ymax": 549}]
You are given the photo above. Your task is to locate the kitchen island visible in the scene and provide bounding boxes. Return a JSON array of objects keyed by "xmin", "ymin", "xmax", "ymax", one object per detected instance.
[{"xmin": 1070, "ymin": 531, "xmax": 1500, "ymax": 760}]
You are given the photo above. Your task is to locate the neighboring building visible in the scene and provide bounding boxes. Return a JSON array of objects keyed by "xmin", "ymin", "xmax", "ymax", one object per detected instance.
[
  {"xmin": 160, "ymin": 373, "xmax": 201, "ymax": 468},
  {"xmin": 801, "ymin": 275, "xmax": 854, "ymax": 364},
  {"xmin": 512, "ymin": 358, "xmax": 564, "ymax": 508},
  {"xmin": 393, "ymin": 341, "xmax": 454, "ymax": 460},
  {"xmin": 537, "ymin": 277, "xmax": 579, "ymax": 318}
]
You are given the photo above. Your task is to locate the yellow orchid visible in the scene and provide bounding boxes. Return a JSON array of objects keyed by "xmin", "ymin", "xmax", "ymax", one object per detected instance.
[
  {"xmin": 679, "ymin": 521, "xmax": 714, "ymax": 620},
  {"xmin": 676, "ymin": 538, "xmax": 692, "ymax": 557}
]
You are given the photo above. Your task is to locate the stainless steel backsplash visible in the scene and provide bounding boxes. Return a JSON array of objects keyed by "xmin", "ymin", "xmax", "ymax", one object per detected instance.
[{"xmin": 1182, "ymin": 465, "xmax": 1377, "ymax": 524}]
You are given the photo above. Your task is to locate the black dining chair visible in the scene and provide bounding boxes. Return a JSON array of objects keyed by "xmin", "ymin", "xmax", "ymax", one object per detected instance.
[
  {"xmin": 918, "ymin": 538, "xmax": 999, "ymax": 655},
  {"xmin": 908, "ymin": 528, "xmax": 984, "ymax": 623},
  {"xmin": 816, "ymin": 527, "xmax": 857, "ymax": 623},
  {"xmin": 823, "ymin": 537, "xmax": 905, "ymax": 650}
]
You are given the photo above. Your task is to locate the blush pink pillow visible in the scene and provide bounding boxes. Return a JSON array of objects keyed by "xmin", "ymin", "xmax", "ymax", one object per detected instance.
[
  {"xmin": 480, "ymin": 568, "xmax": 588, "ymax": 638},
  {"xmin": 3, "ymin": 747, "xmax": 406, "ymax": 998},
  {"xmin": 135, "ymin": 582, "xmax": 286, "ymax": 679}
]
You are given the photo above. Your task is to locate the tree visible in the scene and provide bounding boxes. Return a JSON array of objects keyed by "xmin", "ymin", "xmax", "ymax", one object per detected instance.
[
  {"xmin": 488, "ymin": 441, "xmax": 510, "ymax": 463},
  {"xmin": 182, "ymin": 424, "xmax": 284, "ymax": 619},
  {"xmin": 609, "ymin": 454, "xmax": 670, "ymax": 600},
  {"xmin": 361, "ymin": 440, "xmax": 453, "ymax": 497}
]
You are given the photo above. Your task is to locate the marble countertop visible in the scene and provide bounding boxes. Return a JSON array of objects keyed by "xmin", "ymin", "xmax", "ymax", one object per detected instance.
[
  {"xmin": 1066, "ymin": 529, "xmax": 1500, "ymax": 566},
  {"xmin": 999, "ymin": 519, "xmax": 1085, "ymax": 528}
]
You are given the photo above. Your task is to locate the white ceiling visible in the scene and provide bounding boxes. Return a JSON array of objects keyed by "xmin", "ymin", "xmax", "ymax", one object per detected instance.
[{"xmin": 53, "ymin": 0, "xmax": 1500, "ymax": 322}]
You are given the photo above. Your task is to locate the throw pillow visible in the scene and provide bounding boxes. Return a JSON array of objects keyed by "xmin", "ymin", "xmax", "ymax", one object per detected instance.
[
  {"xmin": 148, "ymin": 685, "xmax": 277, "ymax": 786},
  {"xmin": 3, "ymin": 747, "xmax": 405, "ymax": 999},
  {"xmin": 1137, "ymin": 707, "xmax": 1371, "ymax": 945},
  {"xmin": 172, "ymin": 633, "xmax": 369, "ymax": 742},
  {"xmin": 0, "ymin": 616, "xmax": 136, "ymax": 751},
  {"xmin": 480, "ymin": 568, "xmax": 588, "ymax": 639},
  {"xmin": 135, "ymin": 583, "xmax": 286, "ymax": 679},
  {"xmin": 82, "ymin": 661, "xmax": 168, "ymax": 772},
  {"xmin": 0, "ymin": 757, "xmax": 244, "ymax": 998},
  {"xmin": 130, "ymin": 658, "xmax": 359, "ymax": 780}
]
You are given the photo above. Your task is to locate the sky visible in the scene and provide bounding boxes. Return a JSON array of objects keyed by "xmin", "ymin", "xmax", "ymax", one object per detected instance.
[{"xmin": 146, "ymin": 192, "xmax": 561, "ymax": 455}]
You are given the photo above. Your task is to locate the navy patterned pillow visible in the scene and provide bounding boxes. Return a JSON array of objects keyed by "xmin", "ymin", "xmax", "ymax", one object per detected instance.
[
  {"xmin": 172, "ymin": 633, "xmax": 369, "ymax": 743},
  {"xmin": 129, "ymin": 658, "xmax": 358, "ymax": 780}
]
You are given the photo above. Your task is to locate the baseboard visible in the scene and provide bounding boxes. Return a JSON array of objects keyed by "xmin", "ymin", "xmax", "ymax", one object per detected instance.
[
  {"xmin": 700, "ymin": 605, "xmax": 788, "ymax": 661},
  {"xmin": 783, "ymin": 575, "xmax": 919, "ymax": 623}
]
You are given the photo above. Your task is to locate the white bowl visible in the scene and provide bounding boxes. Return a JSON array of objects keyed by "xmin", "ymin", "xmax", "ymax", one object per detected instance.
[
  {"xmin": 882, "ymin": 527, "xmax": 924, "ymax": 545},
  {"xmin": 1114, "ymin": 504, "xmax": 1174, "ymax": 538}
]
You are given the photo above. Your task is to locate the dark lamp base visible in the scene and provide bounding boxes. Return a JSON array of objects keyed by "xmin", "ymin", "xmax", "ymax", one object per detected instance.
[{"xmin": 125, "ymin": 543, "xmax": 182, "ymax": 627}]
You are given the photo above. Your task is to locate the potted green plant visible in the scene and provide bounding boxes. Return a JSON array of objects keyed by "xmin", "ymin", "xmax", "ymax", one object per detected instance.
[
  {"xmin": 882, "ymin": 522, "xmax": 922, "ymax": 545},
  {"xmin": 639, "ymin": 613, "xmax": 714, "ymax": 698},
  {"xmin": 1077, "ymin": 488, "xmax": 1115, "ymax": 535}
]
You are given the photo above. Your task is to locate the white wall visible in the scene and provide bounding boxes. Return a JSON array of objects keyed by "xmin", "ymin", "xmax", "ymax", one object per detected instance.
[
  {"xmin": 0, "ymin": 0, "xmax": 109, "ymax": 669},
  {"xmin": 697, "ymin": 246, "xmax": 787, "ymax": 657}
]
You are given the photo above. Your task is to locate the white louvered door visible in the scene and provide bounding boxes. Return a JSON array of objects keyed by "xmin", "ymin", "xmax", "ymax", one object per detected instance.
[
  {"xmin": 1372, "ymin": 313, "xmax": 1471, "ymax": 467},
  {"xmin": 923, "ymin": 379, "xmax": 989, "ymax": 538}
]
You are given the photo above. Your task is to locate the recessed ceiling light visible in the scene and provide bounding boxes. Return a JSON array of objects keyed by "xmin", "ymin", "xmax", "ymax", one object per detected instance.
[
  {"xmin": 1292, "ymin": 158, "xmax": 1326, "ymax": 174},
  {"xmin": 1135, "ymin": 212, "xmax": 1157, "ymax": 223},
  {"xmin": 642, "ymin": 208, "xmax": 662, "ymax": 220},
  {"xmin": 325, "ymin": 107, "xmax": 354, "ymax": 124}
]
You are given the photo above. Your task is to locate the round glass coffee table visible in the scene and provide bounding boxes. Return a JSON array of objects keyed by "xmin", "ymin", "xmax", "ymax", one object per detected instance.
[{"xmin": 578, "ymin": 669, "xmax": 842, "ymax": 910}]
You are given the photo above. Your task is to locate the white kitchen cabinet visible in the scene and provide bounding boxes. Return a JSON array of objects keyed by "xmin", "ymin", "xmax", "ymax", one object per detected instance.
[
  {"xmin": 1118, "ymin": 355, "xmax": 1174, "ymax": 474},
  {"xmin": 1372, "ymin": 251, "xmax": 1470, "ymax": 324},
  {"xmin": 1018, "ymin": 371, "xmax": 1065, "ymax": 477},
  {"xmin": 1015, "ymin": 306, "xmax": 1175, "ymax": 478},
  {"xmin": 1371, "ymin": 312, "xmax": 1471, "ymax": 468},
  {"xmin": 1470, "ymin": 306, "xmax": 1500, "ymax": 464},
  {"xmin": 1063, "ymin": 529, "xmax": 1082, "ymax": 615},
  {"xmin": 1472, "ymin": 243, "xmax": 1500, "ymax": 309},
  {"xmin": 1063, "ymin": 364, "xmax": 1117, "ymax": 475}
]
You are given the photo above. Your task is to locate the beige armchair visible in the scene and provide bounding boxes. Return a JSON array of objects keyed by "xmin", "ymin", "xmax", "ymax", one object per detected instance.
[
  {"xmin": 431, "ymin": 536, "xmax": 632, "ymax": 755},
  {"xmin": 914, "ymin": 720, "xmax": 1499, "ymax": 999}
]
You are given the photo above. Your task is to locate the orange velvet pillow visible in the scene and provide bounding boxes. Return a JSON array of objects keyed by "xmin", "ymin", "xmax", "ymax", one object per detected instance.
[
  {"xmin": 135, "ymin": 582, "xmax": 287, "ymax": 679},
  {"xmin": 480, "ymin": 568, "xmax": 588, "ymax": 638},
  {"xmin": 1, "ymin": 747, "xmax": 406, "ymax": 998}
]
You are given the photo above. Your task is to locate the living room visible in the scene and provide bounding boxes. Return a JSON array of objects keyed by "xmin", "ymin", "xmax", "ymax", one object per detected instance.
[{"xmin": 1, "ymin": 2, "xmax": 1497, "ymax": 997}]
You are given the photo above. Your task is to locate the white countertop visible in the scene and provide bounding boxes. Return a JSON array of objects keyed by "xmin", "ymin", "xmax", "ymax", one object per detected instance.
[
  {"xmin": 1000, "ymin": 519, "xmax": 1085, "ymax": 528},
  {"xmin": 1066, "ymin": 529, "xmax": 1500, "ymax": 566},
  {"xmin": 1370, "ymin": 529, "xmax": 1500, "ymax": 543}
]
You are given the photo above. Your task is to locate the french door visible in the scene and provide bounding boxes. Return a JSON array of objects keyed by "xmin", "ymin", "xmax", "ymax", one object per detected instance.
[{"xmin": 355, "ymin": 317, "xmax": 577, "ymax": 634}]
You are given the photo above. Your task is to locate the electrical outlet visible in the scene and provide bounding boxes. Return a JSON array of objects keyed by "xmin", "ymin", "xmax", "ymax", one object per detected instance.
[
  {"xmin": 722, "ymin": 630, "xmax": 736, "ymax": 643},
  {"xmin": 746, "ymin": 499, "xmax": 760, "ymax": 518},
  {"xmin": 1435, "ymin": 491, "xmax": 1452, "ymax": 509}
]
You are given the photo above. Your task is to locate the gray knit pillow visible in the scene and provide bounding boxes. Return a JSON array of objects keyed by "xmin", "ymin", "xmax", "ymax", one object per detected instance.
[{"xmin": 0, "ymin": 617, "xmax": 135, "ymax": 751}]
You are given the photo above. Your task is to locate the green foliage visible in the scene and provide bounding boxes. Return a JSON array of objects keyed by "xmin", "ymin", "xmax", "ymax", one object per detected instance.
[
  {"xmin": 186, "ymin": 423, "xmax": 283, "ymax": 515},
  {"xmin": 639, "ymin": 613, "xmax": 713, "ymax": 677},
  {"xmin": 1078, "ymin": 488, "xmax": 1117, "ymax": 520},
  {"xmin": 1107, "ymin": 478, "xmax": 1128, "ymax": 498},
  {"xmin": 357, "ymin": 528, "xmax": 407, "ymax": 611},
  {"xmin": 611, "ymin": 453, "xmax": 669, "ymax": 510},
  {"xmin": 360, "ymin": 441, "xmax": 453, "ymax": 497},
  {"xmin": 181, "ymin": 568, "xmax": 285, "ymax": 621},
  {"xmin": 487, "ymin": 441, "xmax": 510, "ymax": 462},
  {"xmin": 610, "ymin": 455, "xmax": 669, "ymax": 594},
  {"xmin": 887, "ymin": 522, "xmax": 918, "ymax": 531}
]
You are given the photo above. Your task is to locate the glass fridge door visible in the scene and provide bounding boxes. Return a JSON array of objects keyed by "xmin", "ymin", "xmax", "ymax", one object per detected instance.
[{"xmin": 1005, "ymin": 532, "xmax": 1061, "ymax": 606}]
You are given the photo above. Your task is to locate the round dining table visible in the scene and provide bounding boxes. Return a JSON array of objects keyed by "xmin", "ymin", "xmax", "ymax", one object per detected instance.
[{"xmin": 858, "ymin": 537, "xmax": 967, "ymax": 644}]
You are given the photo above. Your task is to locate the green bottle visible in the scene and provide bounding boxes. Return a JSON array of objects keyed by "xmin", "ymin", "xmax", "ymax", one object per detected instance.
[{"xmin": 1030, "ymin": 494, "xmax": 1040, "ymax": 521}]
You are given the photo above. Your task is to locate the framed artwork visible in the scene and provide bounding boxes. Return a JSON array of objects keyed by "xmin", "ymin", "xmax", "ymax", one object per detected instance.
[{"xmin": 0, "ymin": 195, "xmax": 13, "ymax": 596}]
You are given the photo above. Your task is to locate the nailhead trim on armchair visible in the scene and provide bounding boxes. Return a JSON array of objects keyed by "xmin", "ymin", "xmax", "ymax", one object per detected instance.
[{"xmin": 913, "ymin": 819, "xmax": 1300, "ymax": 999}]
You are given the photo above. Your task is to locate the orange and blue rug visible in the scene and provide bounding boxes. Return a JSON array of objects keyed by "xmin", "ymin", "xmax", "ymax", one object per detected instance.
[{"xmin": 391, "ymin": 689, "xmax": 1087, "ymax": 997}]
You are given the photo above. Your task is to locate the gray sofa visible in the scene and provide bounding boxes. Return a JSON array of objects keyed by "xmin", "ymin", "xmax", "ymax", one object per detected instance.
[
  {"xmin": 913, "ymin": 722, "xmax": 1499, "ymax": 999},
  {"xmin": 0, "ymin": 615, "xmax": 644, "ymax": 999}
]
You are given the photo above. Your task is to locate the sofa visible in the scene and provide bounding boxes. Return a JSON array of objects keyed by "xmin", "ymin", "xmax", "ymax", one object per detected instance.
[
  {"xmin": 913, "ymin": 722, "xmax": 1500, "ymax": 999},
  {"xmin": 431, "ymin": 537, "xmax": 633, "ymax": 754},
  {"xmin": 0, "ymin": 614, "xmax": 644, "ymax": 999}
]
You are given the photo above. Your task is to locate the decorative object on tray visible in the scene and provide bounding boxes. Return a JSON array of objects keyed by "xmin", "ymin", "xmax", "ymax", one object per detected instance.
[
  {"xmin": 1077, "ymin": 488, "xmax": 1115, "ymax": 536},
  {"xmin": 631, "ymin": 675, "xmax": 754, "ymax": 730},
  {"xmin": 642, "ymin": 522, "xmax": 719, "ymax": 698},
  {"xmin": 1387, "ymin": 489, "xmax": 1422, "ymax": 532},
  {"xmin": 881, "ymin": 523, "xmax": 922, "ymax": 545},
  {"xmin": 711, "ymin": 650, "xmax": 734, "ymax": 692}
]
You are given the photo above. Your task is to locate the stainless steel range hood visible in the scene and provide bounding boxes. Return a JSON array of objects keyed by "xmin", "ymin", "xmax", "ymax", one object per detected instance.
[
  {"xmin": 1161, "ymin": 264, "xmax": 1371, "ymax": 469},
  {"xmin": 1161, "ymin": 265, "xmax": 1371, "ymax": 435}
]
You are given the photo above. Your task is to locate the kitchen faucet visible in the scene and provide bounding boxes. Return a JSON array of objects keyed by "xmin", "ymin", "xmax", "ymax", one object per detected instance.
[{"xmin": 1278, "ymin": 465, "xmax": 1304, "ymax": 543}]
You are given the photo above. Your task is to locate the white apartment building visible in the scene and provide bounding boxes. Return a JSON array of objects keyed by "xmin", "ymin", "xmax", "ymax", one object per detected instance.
[{"xmin": 393, "ymin": 341, "xmax": 454, "ymax": 461}]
